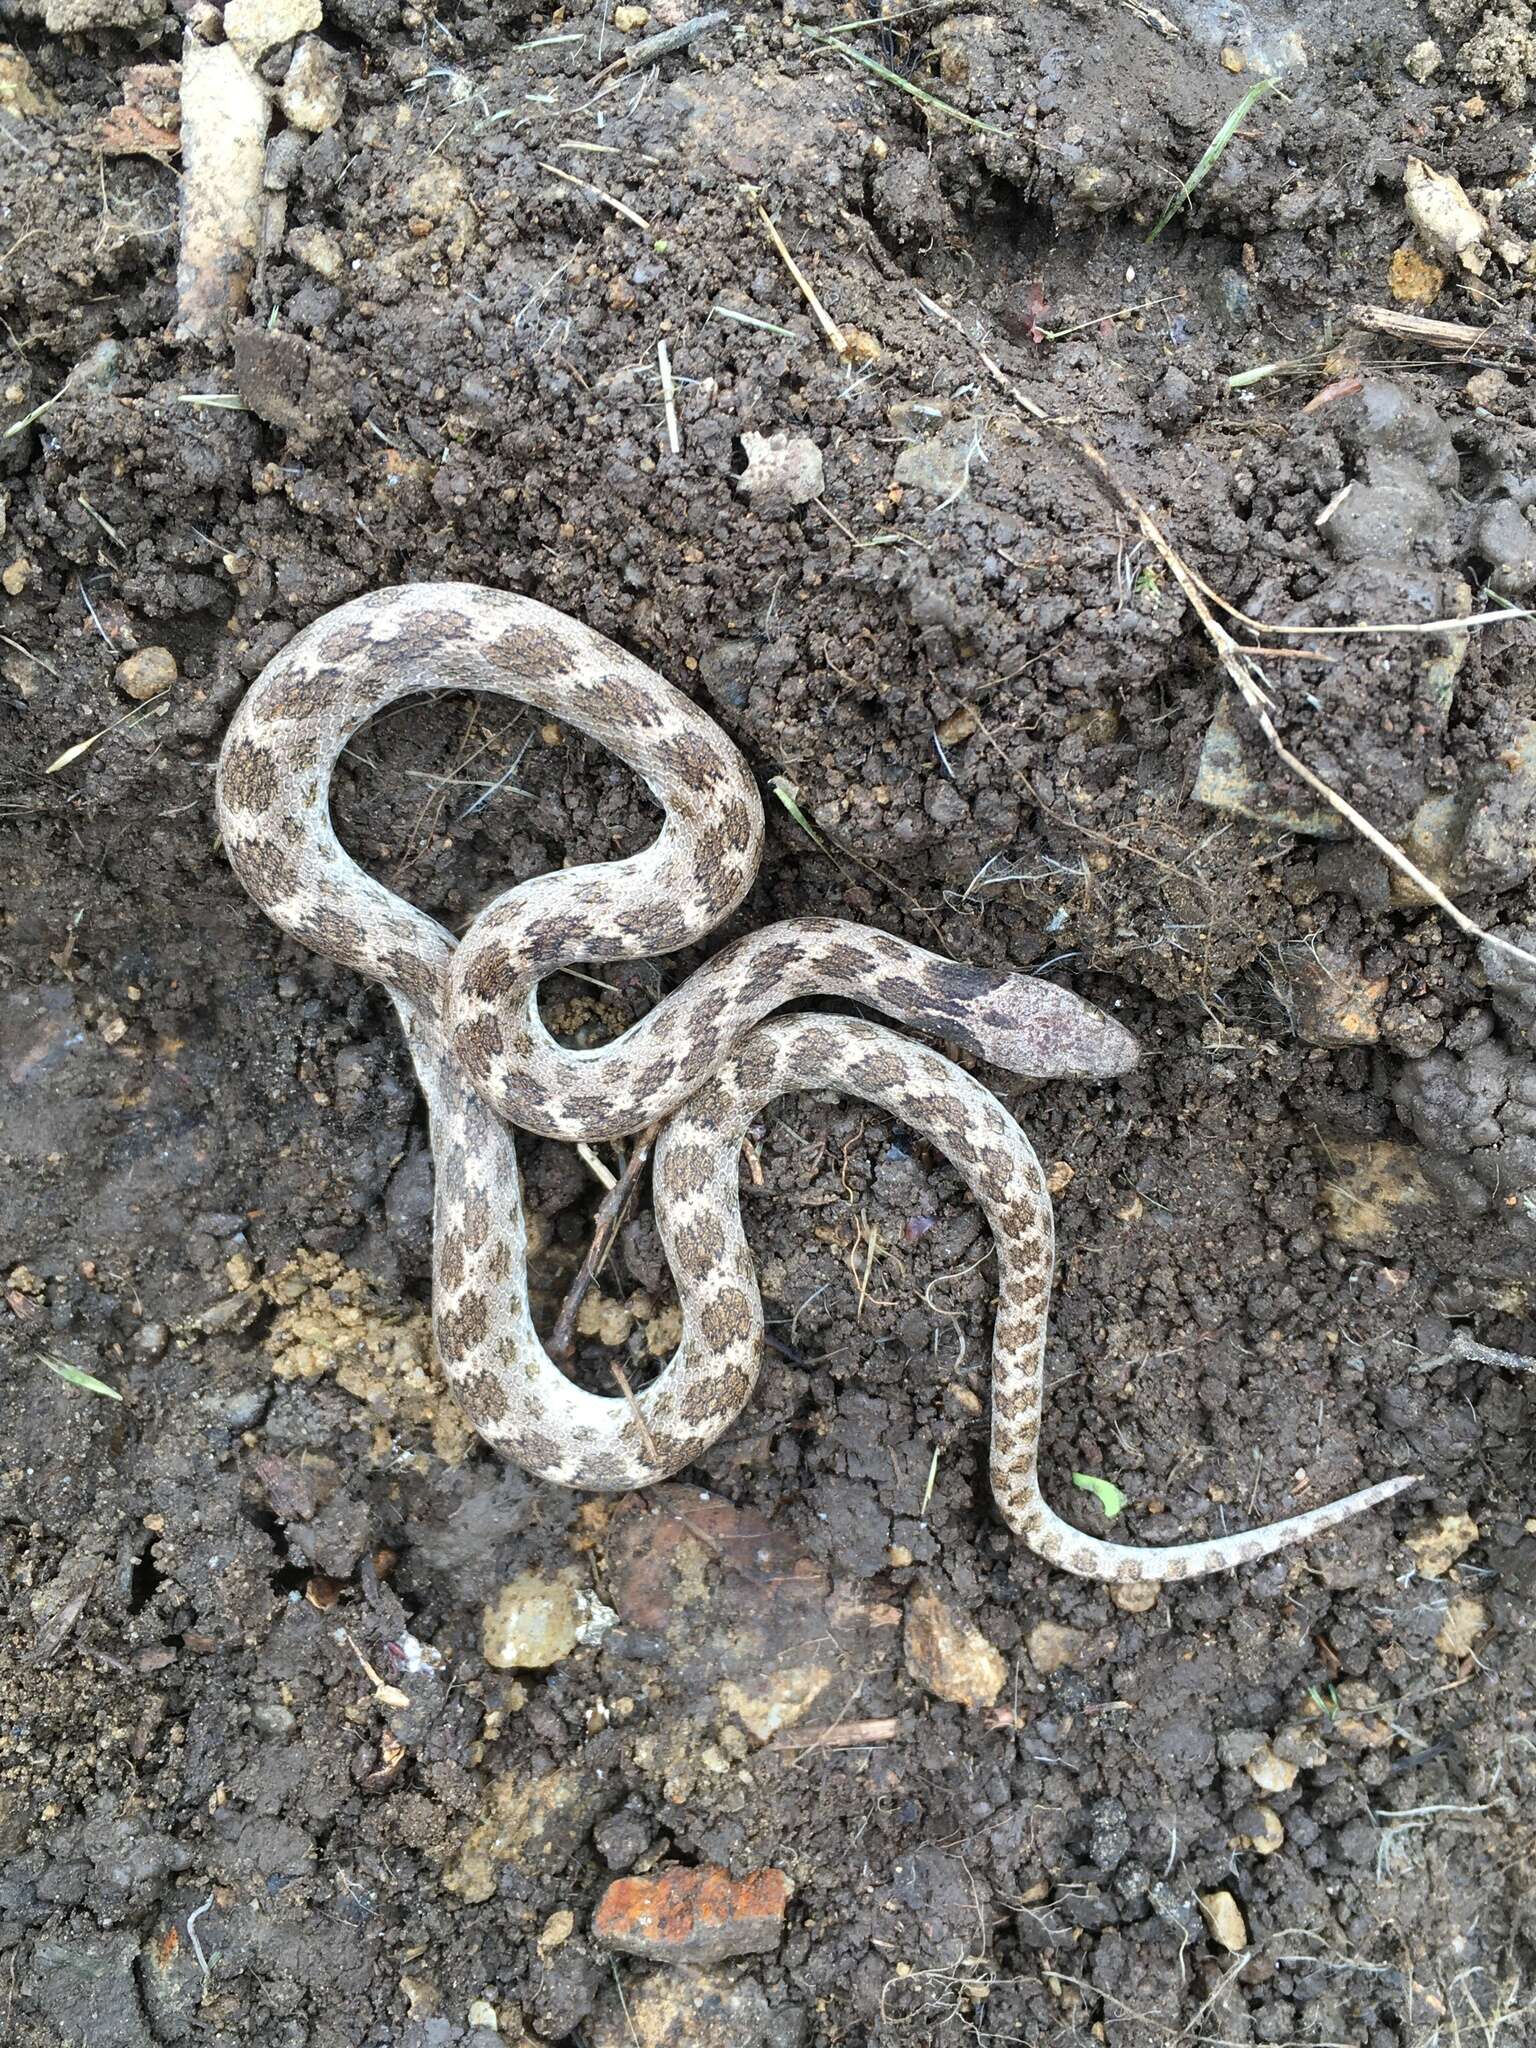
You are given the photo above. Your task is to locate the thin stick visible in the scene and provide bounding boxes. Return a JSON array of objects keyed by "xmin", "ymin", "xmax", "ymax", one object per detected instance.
[
  {"xmin": 576, "ymin": 1141, "xmax": 617, "ymax": 1191},
  {"xmin": 610, "ymin": 1961, "xmax": 642, "ymax": 2048},
  {"xmin": 757, "ymin": 205, "xmax": 847, "ymax": 356},
  {"xmin": 598, "ymin": 6, "xmax": 728, "ymax": 79},
  {"xmin": 536, "ymin": 160, "xmax": 650, "ymax": 231},
  {"xmin": 548, "ymin": 1120, "xmax": 661, "ymax": 1365},
  {"xmin": 1351, "ymin": 302, "xmax": 1536, "ymax": 359},
  {"xmin": 1037, "ymin": 293, "xmax": 1175, "ymax": 342},
  {"xmin": 603, "ymin": 1352, "xmax": 663, "ymax": 1468},
  {"xmin": 772, "ymin": 1715, "xmax": 900, "ymax": 1751},
  {"xmin": 914, "ymin": 288, "xmax": 1536, "ymax": 979},
  {"xmin": 657, "ymin": 337, "xmax": 680, "ymax": 455}
]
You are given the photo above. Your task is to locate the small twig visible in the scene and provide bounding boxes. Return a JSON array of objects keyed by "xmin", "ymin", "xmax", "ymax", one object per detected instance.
[
  {"xmin": 657, "ymin": 337, "xmax": 680, "ymax": 455},
  {"xmin": 1, "ymin": 632, "xmax": 61, "ymax": 679},
  {"xmin": 1351, "ymin": 302, "xmax": 1536, "ymax": 360},
  {"xmin": 757, "ymin": 205, "xmax": 847, "ymax": 356},
  {"xmin": 774, "ymin": 1715, "xmax": 900, "ymax": 1754},
  {"xmin": 914, "ymin": 288, "xmax": 1536, "ymax": 980},
  {"xmin": 548, "ymin": 1120, "xmax": 662, "ymax": 1365},
  {"xmin": 1414, "ymin": 1332, "xmax": 1536, "ymax": 1376},
  {"xmin": 536, "ymin": 159, "xmax": 650, "ymax": 231},
  {"xmin": 603, "ymin": 1352, "xmax": 664, "ymax": 1468},
  {"xmin": 613, "ymin": 7, "xmax": 728, "ymax": 73},
  {"xmin": 576, "ymin": 1141, "xmax": 617, "ymax": 1191},
  {"xmin": 589, "ymin": 7, "xmax": 729, "ymax": 88}
]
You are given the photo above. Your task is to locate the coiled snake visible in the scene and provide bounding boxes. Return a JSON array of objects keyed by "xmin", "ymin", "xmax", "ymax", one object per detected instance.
[{"xmin": 216, "ymin": 584, "xmax": 1414, "ymax": 1582}]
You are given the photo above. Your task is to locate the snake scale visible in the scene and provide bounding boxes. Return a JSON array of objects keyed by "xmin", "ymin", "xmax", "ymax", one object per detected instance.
[{"xmin": 216, "ymin": 583, "xmax": 1415, "ymax": 1582}]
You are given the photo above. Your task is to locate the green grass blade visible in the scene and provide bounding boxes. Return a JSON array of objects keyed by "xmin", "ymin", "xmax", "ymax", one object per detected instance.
[
  {"xmin": 1147, "ymin": 75, "xmax": 1282, "ymax": 243},
  {"xmin": 45, "ymin": 1356, "xmax": 123, "ymax": 1401},
  {"xmin": 802, "ymin": 27, "xmax": 1009, "ymax": 139}
]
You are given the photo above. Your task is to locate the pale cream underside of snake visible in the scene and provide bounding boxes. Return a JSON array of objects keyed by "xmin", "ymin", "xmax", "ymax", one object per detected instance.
[{"xmin": 215, "ymin": 583, "xmax": 1416, "ymax": 1582}]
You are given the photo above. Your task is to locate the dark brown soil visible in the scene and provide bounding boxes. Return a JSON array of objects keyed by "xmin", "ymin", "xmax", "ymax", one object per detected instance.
[{"xmin": 2, "ymin": 1, "xmax": 1534, "ymax": 2043}]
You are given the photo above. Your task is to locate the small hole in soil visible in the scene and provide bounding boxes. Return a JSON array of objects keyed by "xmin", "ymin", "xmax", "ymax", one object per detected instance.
[
  {"xmin": 246, "ymin": 1500, "xmax": 312, "ymax": 1594},
  {"xmin": 128, "ymin": 1545, "xmax": 163, "ymax": 1614}
]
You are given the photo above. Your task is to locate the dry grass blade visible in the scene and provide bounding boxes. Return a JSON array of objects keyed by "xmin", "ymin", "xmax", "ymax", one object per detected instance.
[
  {"xmin": 1147, "ymin": 74, "xmax": 1281, "ymax": 241},
  {"xmin": 656, "ymin": 337, "xmax": 680, "ymax": 455},
  {"xmin": 913, "ymin": 287, "xmax": 1536, "ymax": 980},
  {"xmin": 708, "ymin": 302, "xmax": 804, "ymax": 343},
  {"xmin": 757, "ymin": 205, "xmax": 847, "ymax": 355},
  {"xmin": 768, "ymin": 773, "xmax": 833, "ymax": 853},
  {"xmin": 536, "ymin": 159, "xmax": 650, "ymax": 230},
  {"xmin": 823, "ymin": 3, "xmax": 942, "ymax": 33},
  {"xmin": 46, "ymin": 692, "xmax": 171, "ymax": 773}
]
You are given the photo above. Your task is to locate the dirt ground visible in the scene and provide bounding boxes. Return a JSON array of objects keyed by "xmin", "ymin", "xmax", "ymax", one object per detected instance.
[{"xmin": 3, "ymin": 0, "xmax": 1535, "ymax": 2041}]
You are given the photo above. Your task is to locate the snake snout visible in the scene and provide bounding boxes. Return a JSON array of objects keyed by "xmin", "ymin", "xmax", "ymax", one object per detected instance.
[
  {"xmin": 980, "ymin": 979, "xmax": 1140, "ymax": 1081},
  {"xmin": 1073, "ymin": 1004, "xmax": 1139, "ymax": 1078}
]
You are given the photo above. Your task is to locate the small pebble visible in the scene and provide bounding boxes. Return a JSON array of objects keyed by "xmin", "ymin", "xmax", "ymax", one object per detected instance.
[
  {"xmin": 280, "ymin": 35, "xmax": 344, "ymax": 133},
  {"xmin": 593, "ymin": 1810, "xmax": 651, "ymax": 1872},
  {"xmin": 1199, "ymin": 1889, "xmax": 1248, "ymax": 1952},
  {"xmin": 1110, "ymin": 1578, "xmax": 1157, "ymax": 1613},
  {"xmin": 288, "ymin": 225, "xmax": 343, "ymax": 279},
  {"xmin": 614, "ymin": 2, "xmax": 649, "ymax": 25},
  {"xmin": 224, "ymin": 0, "xmax": 322, "ymax": 67},
  {"xmin": 1026, "ymin": 1619, "xmax": 1088, "ymax": 1674},
  {"xmin": 116, "ymin": 646, "xmax": 177, "ymax": 701}
]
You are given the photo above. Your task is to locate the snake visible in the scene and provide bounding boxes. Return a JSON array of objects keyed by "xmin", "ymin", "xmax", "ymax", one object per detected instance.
[{"xmin": 215, "ymin": 583, "xmax": 1416, "ymax": 1582}]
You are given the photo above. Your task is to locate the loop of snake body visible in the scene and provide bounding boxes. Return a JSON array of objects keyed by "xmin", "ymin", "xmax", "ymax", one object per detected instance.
[{"xmin": 216, "ymin": 583, "xmax": 1415, "ymax": 1582}]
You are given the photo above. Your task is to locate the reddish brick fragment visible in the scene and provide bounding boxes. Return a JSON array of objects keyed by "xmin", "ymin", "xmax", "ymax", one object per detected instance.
[{"xmin": 593, "ymin": 1864, "xmax": 791, "ymax": 1964}]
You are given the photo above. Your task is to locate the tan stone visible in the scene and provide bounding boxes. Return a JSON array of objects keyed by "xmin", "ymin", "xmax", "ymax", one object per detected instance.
[
  {"xmin": 224, "ymin": 0, "xmax": 322, "ymax": 67},
  {"xmin": 1199, "ymin": 1890, "xmax": 1248, "ymax": 1951},
  {"xmin": 1406, "ymin": 1511, "xmax": 1479, "ymax": 1578},
  {"xmin": 115, "ymin": 646, "xmax": 177, "ymax": 701},
  {"xmin": 1435, "ymin": 1594, "xmax": 1487, "ymax": 1659},
  {"xmin": 1025, "ymin": 1619, "xmax": 1090, "ymax": 1675},
  {"xmin": 904, "ymin": 1588, "xmax": 1006, "ymax": 1708},
  {"xmin": 482, "ymin": 1569, "xmax": 615, "ymax": 1671},
  {"xmin": 1245, "ymin": 1745, "xmax": 1299, "ymax": 1794}
]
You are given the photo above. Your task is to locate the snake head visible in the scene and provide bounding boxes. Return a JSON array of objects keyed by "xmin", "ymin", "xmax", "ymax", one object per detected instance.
[{"xmin": 952, "ymin": 970, "xmax": 1140, "ymax": 1081}]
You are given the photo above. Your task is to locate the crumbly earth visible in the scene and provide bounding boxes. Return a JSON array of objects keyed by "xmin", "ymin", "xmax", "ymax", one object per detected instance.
[{"xmin": 2, "ymin": 0, "xmax": 1534, "ymax": 2043}]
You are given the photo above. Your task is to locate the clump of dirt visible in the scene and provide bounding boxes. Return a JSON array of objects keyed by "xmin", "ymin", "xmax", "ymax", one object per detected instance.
[{"xmin": 2, "ymin": 0, "xmax": 1534, "ymax": 2043}]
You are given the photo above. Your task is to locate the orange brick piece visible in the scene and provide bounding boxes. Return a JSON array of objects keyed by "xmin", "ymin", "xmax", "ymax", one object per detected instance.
[{"xmin": 593, "ymin": 1864, "xmax": 792, "ymax": 1963}]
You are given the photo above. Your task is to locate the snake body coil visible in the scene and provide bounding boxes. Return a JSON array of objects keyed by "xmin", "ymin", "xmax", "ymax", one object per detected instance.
[{"xmin": 216, "ymin": 584, "xmax": 1414, "ymax": 1581}]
